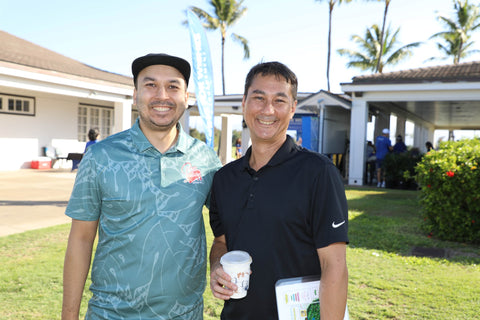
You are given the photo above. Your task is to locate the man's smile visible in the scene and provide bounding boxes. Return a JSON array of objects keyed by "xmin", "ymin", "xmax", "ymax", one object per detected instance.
[{"xmin": 257, "ymin": 119, "xmax": 276, "ymax": 125}]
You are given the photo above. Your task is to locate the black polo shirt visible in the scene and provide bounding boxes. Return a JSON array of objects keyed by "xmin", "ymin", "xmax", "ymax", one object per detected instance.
[{"xmin": 209, "ymin": 136, "xmax": 349, "ymax": 320}]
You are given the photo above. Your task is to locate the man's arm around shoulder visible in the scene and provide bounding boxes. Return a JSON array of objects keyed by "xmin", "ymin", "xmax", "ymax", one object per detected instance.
[{"xmin": 62, "ymin": 219, "xmax": 98, "ymax": 320}]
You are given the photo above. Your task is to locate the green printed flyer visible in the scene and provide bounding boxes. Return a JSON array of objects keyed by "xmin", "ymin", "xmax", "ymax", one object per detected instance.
[{"xmin": 275, "ymin": 276, "xmax": 349, "ymax": 320}]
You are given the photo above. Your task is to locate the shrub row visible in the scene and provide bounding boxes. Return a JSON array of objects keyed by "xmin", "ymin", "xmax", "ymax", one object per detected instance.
[
  {"xmin": 384, "ymin": 150, "xmax": 422, "ymax": 190},
  {"xmin": 415, "ymin": 139, "xmax": 480, "ymax": 244}
]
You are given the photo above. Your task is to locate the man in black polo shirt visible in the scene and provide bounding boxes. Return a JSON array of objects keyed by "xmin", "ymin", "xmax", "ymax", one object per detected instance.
[{"xmin": 209, "ymin": 61, "xmax": 349, "ymax": 319}]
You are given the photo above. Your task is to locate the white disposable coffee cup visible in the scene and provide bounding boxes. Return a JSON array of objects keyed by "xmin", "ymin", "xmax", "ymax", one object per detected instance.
[{"xmin": 220, "ymin": 250, "xmax": 252, "ymax": 299}]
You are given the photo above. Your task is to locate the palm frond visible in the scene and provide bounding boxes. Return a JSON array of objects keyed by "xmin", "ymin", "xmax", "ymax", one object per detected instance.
[
  {"xmin": 430, "ymin": 0, "xmax": 480, "ymax": 63},
  {"xmin": 231, "ymin": 33, "xmax": 250, "ymax": 59},
  {"xmin": 189, "ymin": 6, "xmax": 219, "ymax": 29},
  {"xmin": 338, "ymin": 23, "xmax": 420, "ymax": 73}
]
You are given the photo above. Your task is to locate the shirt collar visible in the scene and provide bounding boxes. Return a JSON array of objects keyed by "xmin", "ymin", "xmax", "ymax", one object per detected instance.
[
  {"xmin": 241, "ymin": 135, "xmax": 298, "ymax": 172},
  {"xmin": 171, "ymin": 122, "xmax": 188, "ymax": 154},
  {"xmin": 130, "ymin": 118, "xmax": 187, "ymax": 154}
]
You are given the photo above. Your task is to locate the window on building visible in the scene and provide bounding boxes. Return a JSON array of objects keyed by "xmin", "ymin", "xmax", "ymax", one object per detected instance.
[
  {"xmin": 101, "ymin": 108, "xmax": 113, "ymax": 138},
  {"xmin": 0, "ymin": 93, "xmax": 35, "ymax": 116},
  {"xmin": 78, "ymin": 104, "xmax": 113, "ymax": 142}
]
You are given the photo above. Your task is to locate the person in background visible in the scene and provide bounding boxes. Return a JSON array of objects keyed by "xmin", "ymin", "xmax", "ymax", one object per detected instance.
[
  {"xmin": 235, "ymin": 137, "xmax": 242, "ymax": 159},
  {"xmin": 208, "ymin": 61, "xmax": 349, "ymax": 319},
  {"xmin": 71, "ymin": 128, "xmax": 100, "ymax": 171},
  {"xmin": 71, "ymin": 129, "xmax": 100, "ymax": 171},
  {"xmin": 365, "ymin": 140, "xmax": 376, "ymax": 185},
  {"xmin": 393, "ymin": 134, "xmax": 407, "ymax": 153},
  {"xmin": 84, "ymin": 128, "xmax": 100, "ymax": 152},
  {"xmin": 375, "ymin": 128, "xmax": 393, "ymax": 188},
  {"xmin": 62, "ymin": 53, "xmax": 222, "ymax": 320},
  {"xmin": 425, "ymin": 141, "xmax": 434, "ymax": 152}
]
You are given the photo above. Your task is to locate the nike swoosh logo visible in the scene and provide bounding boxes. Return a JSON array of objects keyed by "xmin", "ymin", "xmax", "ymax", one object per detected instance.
[{"xmin": 332, "ymin": 221, "xmax": 345, "ymax": 228}]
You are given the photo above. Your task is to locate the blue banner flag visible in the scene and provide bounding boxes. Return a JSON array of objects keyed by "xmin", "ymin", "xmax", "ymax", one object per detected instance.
[{"xmin": 187, "ymin": 10, "xmax": 215, "ymax": 149}]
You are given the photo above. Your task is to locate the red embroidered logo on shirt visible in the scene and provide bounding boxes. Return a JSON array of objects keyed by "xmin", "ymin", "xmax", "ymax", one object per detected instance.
[{"xmin": 182, "ymin": 162, "xmax": 203, "ymax": 183}]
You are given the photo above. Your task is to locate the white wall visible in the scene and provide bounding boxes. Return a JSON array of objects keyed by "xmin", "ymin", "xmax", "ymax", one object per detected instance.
[
  {"xmin": 0, "ymin": 90, "xmax": 109, "ymax": 170},
  {"xmin": 35, "ymin": 94, "xmax": 80, "ymax": 152},
  {"xmin": 0, "ymin": 138, "xmax": 38, "ymax": 170}
]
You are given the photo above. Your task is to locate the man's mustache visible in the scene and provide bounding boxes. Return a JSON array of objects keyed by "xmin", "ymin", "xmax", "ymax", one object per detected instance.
[{"xmin": 149, "ymin": 101, "xmax": 175, "ymax": 107}]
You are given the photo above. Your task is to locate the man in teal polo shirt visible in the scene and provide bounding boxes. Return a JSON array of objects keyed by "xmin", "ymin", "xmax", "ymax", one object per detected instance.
[{"xmin": 62, "ymin": 53, "xmax": 222, "ymax": 319}]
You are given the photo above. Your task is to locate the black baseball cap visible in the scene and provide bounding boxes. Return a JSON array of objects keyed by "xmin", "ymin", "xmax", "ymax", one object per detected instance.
[{"xmin": 131, "ymin": 53, "xmax": 191, "ymax": 86}]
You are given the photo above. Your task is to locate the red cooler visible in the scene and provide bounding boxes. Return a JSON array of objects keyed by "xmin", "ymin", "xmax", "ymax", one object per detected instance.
[{"xmin": 31, "ymin": 157, "xmax": 51, "ymax": 169}]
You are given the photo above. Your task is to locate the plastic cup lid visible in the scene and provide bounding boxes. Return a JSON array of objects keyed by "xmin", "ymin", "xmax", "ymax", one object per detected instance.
[{"xmin": 220, "ymin": 250, "xmax": 252, "ymax": 265}]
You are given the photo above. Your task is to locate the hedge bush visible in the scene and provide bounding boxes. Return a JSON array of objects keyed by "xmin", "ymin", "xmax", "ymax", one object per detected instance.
[
  {"xmin": 415, "ymin": 139, "xmax": 480, "ymax": 243},
  {"xmin": 384, "ymin": 149, "xmax": 421, "ymax": 190}
]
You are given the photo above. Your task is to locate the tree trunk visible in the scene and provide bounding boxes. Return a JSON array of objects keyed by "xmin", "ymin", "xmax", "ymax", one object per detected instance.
[
  {"xmin": 375, "ymin": 0, "xmax": 390, "ymax": 73},
  {"xmin": 221, "ymin": 33, "xmax": 226, "ymax": 95},
  {"xmin": 456, "ymin": 39, "xmax": 463, "ymax": 64},
  {"xmin": 326, "ymin": 2, "xmax": 333, "ymax": 92}
]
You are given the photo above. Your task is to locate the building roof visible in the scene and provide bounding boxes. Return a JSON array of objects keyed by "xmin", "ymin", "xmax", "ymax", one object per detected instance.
[
  {"xmin": 300, "ymin": 90, "xmax": 351, "ymax": 106},
  {"xmin": 346, "ymin": 60, "xmax": 480, "ymax": 85},
  {"xmin": 0, "ymin": 30, "xmax": 133, "ymax": 87}
]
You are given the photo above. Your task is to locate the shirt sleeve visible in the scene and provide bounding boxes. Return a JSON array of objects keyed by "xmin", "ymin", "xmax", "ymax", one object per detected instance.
[
  {"xmin": 208, "ymin": 176, "xmax": 225, "ymax": 238},
  {"xmin": 203, "ymin": 148, "xmax": 223, "ymax": 210},
  {"xmin": 65, "ymin": 151, "xmax": 101, "ymax": 221},
  {"xmin": 311, "ymin": 162, "xmax": 349, "ymax": 249}
]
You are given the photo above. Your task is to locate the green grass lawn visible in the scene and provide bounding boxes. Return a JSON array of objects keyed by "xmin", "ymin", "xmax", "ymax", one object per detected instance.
[{"xmin": 0, "ymin": 187, "xmax": 479, "ymax": 319}]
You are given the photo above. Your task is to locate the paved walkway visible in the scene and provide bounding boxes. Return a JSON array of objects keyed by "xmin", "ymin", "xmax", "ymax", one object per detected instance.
[{"xmin": 0, "ymin": 169, "xmax": 76, "ymax": 237}]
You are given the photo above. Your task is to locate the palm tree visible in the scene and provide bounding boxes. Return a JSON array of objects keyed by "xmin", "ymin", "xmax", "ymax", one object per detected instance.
[
  {"xmin": 429, "ymin": 0, "xmax": 480, "ymax": 64},
  {"xmin": 374, "ymin": 0, "xmax": 392, "ymax": 73},
  {"xmin": 188, "ymin": 0, "xmax": 250, "ymax": 95},
  {"xmin": 360, "ymin": 0, "xmax": 393, "ymax": 72},
  {"xmin": 314, "ymin": 0, "xmax": 353, "ymax": 92},
  {"xmin": 337, "ymin": 24, "xmax": 420, "ymax": 73}
]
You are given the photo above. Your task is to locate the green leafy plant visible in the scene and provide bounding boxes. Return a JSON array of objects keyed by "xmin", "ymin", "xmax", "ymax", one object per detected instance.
[
  {"xmin": 415, "ymin": 139, "xmax": 480, "ymax": 243},
  {"xmin": 384, "ymin": 149, "xmax": 422, "ymax": 189}
]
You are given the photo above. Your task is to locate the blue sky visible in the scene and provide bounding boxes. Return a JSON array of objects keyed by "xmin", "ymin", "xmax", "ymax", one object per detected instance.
[{"xmin": 2, "ymin": 0, "xmax": 478, "ymax": 95}]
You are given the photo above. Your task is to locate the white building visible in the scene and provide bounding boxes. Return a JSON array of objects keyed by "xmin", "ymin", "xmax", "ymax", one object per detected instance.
[
  {"xmin": 0, "ymin": 30, "xmax": 134, "ymax": 170},
  {"xmin": 0, "ymin": 30, "xmax": 352, "ymax": 172},
  {"xmin": 342, "ymin": 62, "xmax": 480, "ymax": 185}
]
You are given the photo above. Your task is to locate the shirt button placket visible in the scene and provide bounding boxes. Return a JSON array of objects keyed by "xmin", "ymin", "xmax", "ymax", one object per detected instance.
[{"xmin": 247, "ymin": 175, "xmax": 258, "ymax": 209}]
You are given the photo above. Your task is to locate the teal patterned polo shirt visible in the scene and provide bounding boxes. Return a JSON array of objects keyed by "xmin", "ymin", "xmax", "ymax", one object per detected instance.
[{"xmin": 65, "ymin": 119, "xmax": 222, "ymax": 319}]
